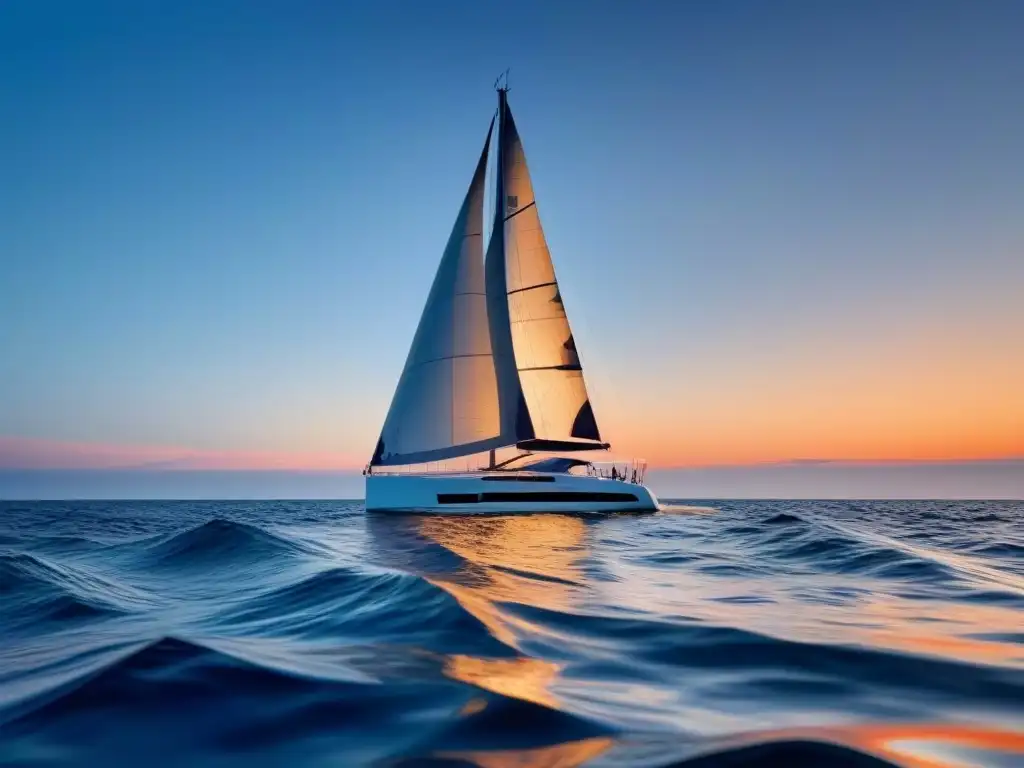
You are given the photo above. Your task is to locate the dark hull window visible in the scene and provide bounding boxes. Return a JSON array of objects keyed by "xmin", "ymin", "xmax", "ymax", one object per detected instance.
[
  {"xmin": 438, "ymin": 491, "xmax": 638, "ymax": 504},
  {"xmin": 437, "ymin": 493, "xmax": 479, "ymax": 504},
  {"xmin": 481, "ymin": 475, "xmax": 555, "ymax": 483}
]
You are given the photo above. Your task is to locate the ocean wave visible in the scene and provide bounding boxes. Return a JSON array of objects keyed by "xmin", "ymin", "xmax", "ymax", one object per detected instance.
[
  {"xmin": 0, "ymin": 552, "xmax": 143, "ymax": 630},
  {"xmin": 15, "ymin": 534, "xmax": 105, "ymax": 555},
  {"xmin": 972, "ymin": 541, "xmax": 1024, "ymax": 558},
  {"xmin": 208, "ymin": 566, "xmax": 517, "ymax": 657},
  {"xmin": 126, "ymin": 518, "xmax": 320, "ymax": 571},
  {"xmin": 484, "ymin": 601, "xmax": 1023, "ymax": 697},
  {"xmin": 763, "ymin": 512, "xmax": 804, "ymax": 525},
  {"xmin": 3, "ymin": 633, "xmax": 608, "ymax": 765}
]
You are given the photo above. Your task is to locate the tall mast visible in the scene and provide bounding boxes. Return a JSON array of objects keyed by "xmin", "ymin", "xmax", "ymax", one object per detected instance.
[{"xmin": 485, "ymin": 74, "xmax": 536, "ymax": 446}]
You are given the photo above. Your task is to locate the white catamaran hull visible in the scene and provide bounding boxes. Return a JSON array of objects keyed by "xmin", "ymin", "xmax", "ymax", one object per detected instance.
[{"xmin": 365, "ymin": 472, "xmax": 659, "ymax": 514}]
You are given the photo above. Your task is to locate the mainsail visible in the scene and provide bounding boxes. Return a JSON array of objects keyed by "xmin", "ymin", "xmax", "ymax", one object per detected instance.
[
  {"xmin": 486, "ymin": 88, "xmax": 608, "ymax": 453},
  {"xmin": 371, "ymin": 120, "xmax": 507, "ymax": 466}
]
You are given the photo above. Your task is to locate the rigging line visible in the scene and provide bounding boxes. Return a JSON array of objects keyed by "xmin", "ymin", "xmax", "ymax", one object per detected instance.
[
  {"xmin": 504, "ymin": 200, "xmax": 536, "ymax": 221},
  {"xmin": 506, "ymin": 281, "xmax": 557, "ymax": 296},
  {"xmin": 487, "ymin": 106, "xmax": 499, "ymax": 239},
  {"xmin": 518, "ymin": 364, "xmax": 583, "ymax": 372},
  {"xmin": 403, "ymin": 352, "xmax": 493, "ymax": 375}
]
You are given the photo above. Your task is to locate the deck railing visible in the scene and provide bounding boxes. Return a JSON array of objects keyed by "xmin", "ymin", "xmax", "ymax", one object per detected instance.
[
  {"xmin": 364, "ymin": 457, "xmax": 648, "ymax": 484},
  {"xmin": 363, "ymin": 460, "xmax": 478, "ymax": 476},
  {"xmin": 584, "ymin": 459, "xmax": 647, "ymax": 485}
]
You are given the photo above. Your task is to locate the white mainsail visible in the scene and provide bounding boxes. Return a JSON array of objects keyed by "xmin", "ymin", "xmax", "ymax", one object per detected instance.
[
  {"xmin": 486, "ymin": 88, "xmax": 607, "ymax": 452},
  {"xmin": 371, "ymin": 120, "xmax": 507, "ymax": 466}
]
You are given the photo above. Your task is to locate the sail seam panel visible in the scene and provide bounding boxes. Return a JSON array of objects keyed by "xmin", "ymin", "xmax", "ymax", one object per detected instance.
[{"xmin": 510, "ymin": 317, "xmax": 571, "ymax": 326}]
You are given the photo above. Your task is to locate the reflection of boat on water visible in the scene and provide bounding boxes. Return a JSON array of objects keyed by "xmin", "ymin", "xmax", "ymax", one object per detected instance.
[
  {"xmin": 364, "ymin": 80, "xmax": 658, "ymax": 514},
  {"xmin": 365, "ymin": 513, "xmax": 593, "ymax": 710},
  {"xmin": 366, "ymin": 512, "xmax": 618, "ymax": 767},
  {"xmin": 366, "ymin": 511, "xmax": 594, "ymax": 612}
]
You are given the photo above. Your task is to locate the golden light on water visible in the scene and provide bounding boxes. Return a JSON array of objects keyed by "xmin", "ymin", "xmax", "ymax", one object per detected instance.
[
  {"xmin": 747, "ymin": 723, "xmax": 1024, "ymax": 768},
  {"xmin": 435, "ymin": 737, "xmax": 614, "ymax": 768},
  {"xmin": 443, "ymin": 654, "xmax": 562, "ymax": 711},
  {"xmin": 414, "ymin": 514, "xmax": 590, "ymax": 710}
]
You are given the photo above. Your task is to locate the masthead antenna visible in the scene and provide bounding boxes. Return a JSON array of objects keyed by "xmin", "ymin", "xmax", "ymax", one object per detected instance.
[{"xmin": 493, "ymin": 68, "xmax": 510, "ymax": 92}]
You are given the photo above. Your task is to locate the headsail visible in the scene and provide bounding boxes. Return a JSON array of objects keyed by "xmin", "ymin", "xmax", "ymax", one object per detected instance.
[
  {"xmin": 486, "ymin": 89, "xmax": 609, "ymax": 453},
  {"xmin": 371, "ymin": 119, "xmax": 506, "ymax": 466}
]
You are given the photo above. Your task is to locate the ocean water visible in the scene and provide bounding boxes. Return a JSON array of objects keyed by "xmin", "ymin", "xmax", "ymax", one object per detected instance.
[{"xmin": 0, "ymin": 501, "xmax": 1021, "ymax": 767}]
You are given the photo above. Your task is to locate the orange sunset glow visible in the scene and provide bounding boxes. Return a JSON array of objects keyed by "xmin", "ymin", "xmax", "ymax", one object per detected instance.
[{"xmin": 596, "ymin": 334, "xmax": 1024, "ymax": 467}]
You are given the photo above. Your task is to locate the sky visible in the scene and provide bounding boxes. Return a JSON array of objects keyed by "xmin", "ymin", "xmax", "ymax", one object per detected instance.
[{"xmin": 1, "ymin": 1, "xmax": 1022, "ymax": 497}]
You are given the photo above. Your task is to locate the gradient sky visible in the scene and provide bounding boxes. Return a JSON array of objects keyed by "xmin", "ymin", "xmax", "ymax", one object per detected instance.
[{"xmin": 2, "ymin": 0, "xmax": 1023, "ymax": 475}]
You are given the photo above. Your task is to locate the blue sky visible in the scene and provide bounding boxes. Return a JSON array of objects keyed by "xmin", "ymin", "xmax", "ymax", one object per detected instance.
[{"xmin": 1, "ymin": 1, "xmax": 1022, "ymax": 493}]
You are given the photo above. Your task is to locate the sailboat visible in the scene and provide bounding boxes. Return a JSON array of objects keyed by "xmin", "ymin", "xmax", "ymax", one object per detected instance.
[{"xmin": 365, "ymin": 83, "xmax": 658, "ymax": 513}]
